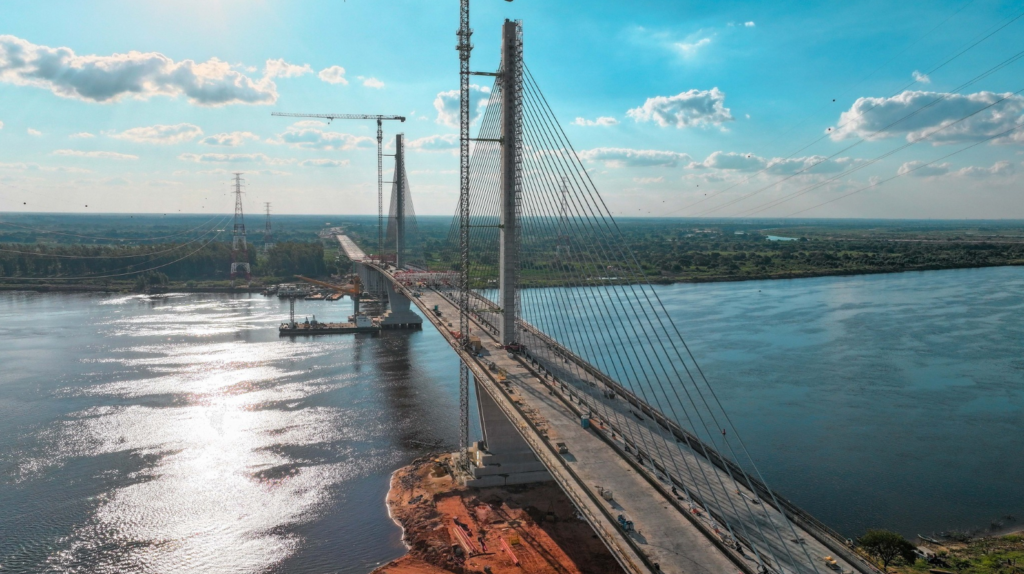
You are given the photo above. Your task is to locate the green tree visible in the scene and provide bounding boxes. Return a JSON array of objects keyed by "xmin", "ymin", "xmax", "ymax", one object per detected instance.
[{"xmin": 857, "ymin": 529, "xmax": 917, "ymax": 572}]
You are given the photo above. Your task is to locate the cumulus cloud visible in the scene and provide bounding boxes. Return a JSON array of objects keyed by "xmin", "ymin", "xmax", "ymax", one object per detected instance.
[
  {"xmin": 830, "ymin": 90, "xmax": 1024, "ymax": 145},
  {"xmin": 573, "ymin": 116, "xmax": 619, "ymax": 127},
  {"xmin": 69, "ymin": 132, "xmax": 94, "ymax": 138},
  {"xmin": 199, "ymin": 131, "xmax": 259, "ymax": 146},
  {"xmin": 0, "ymin": 161, "xmax": 91, "ymax": 173},
  {"xmin": 744, "ymin": 21, "xmax": 756, "ymax": 27},
  {"xmin": 632, "ymin": 176, "xmax": 664, "ymax": 184},
  {"xmin": 299, "ymin": 158, "xmax": 349, "ymax": 168},
  {"xmin": 0, "ymin": 120, "xmax": 4, "ymax": 130},
  {"xmin": 578, "ymin": 147, "xmax": 692, "ymax": 168},
  {"xmin": 676, "ymin": 37, "xmax": 711, "ymax": 56},
  {"xmin": 897, "ymin": 160, "xmax": 950, "ymax": 177},
  {"xmin": 0, "ymin": 34, "xmax": 277, "ymax": 105},
  {"xmin": 407, "ymin": 134, "xmax": 458, "ymax": 152},
  {"xmin": 263, "ymin": 58, "xmax": 312, "ymax": 79},
  {"xmin": 694, "ymin": 151, "xmax": 765, "ymax": 171},
  {"xmin": 270, "ymin": 121, "xmax": 374, "ymax": 150},
  {"xmin": 53, "ymin": 149, "xmax": 138, "ymax": 160},
  {"xmin": 912, "ymin": 70, "xmax": 930, "ymax": 84},
  {"xmin": 360, "ymin": 76, "xmax": 384, "ymax": 89},
  {"xmin": 108, "ymin": 123, "xmax": 203, "ymax": 144},
  {"xmin": 178, "ymin": 152, "xmax": 291, "ymax": 165},
  {"xmin": 318, "ymin": 65, "xmax": 348, "ymax": 85},
  {"xmin": 434, "ymin": 84, "xmax": 490, "ymax": 128},
  {"xmin": 27, "ymin": 128, "xmax": 42, "ymax": 136},
  {"xmin": 691, "ymin": 151, "xmax": 860, "ymax": 176},
  {"xmin": 627, "ymin": 88, "xmax": 733, "ymax": 129},
  {"xmin": 954, "ymin": 160, "xmax": 1016, "ymax": 178}
]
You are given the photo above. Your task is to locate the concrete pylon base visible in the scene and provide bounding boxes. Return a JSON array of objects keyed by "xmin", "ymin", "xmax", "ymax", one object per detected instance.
[
  {"xmin": 466, "ymin": 381, "xmax": 552, "ymax": 488},
  {"xmin": 380, "ymin": 281, "xmax": 423, "ymax": 329}
]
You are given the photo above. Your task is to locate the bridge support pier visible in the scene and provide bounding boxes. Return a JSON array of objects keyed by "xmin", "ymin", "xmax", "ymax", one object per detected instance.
[
  {"xmin": 380, "ymin": 280, "xmax": 423, "ymax": 329},
  {"xmin": 466, "ymin": 378, "xmax": 551, "ymax": 487}
]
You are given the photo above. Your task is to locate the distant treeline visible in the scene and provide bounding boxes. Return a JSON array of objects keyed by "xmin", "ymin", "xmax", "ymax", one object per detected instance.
[{"xmin": 0, "ymin": 241, "xmax": 326, "ymax": 281}]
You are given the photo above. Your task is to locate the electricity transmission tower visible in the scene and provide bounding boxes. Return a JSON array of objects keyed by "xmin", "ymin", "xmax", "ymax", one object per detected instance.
[
  {"xmin": 271, "ymin": 112, "xmax": 404, "ymax": 262},
  {"xmin": 263, "ymin": 202, "xmax": 273, "ymax": 253},
  {"xmin": 230, "ymin": 173, "xmax": 251, "ymax": 284}
]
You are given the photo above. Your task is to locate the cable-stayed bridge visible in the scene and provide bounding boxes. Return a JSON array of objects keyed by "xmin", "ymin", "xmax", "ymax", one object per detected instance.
[{"xmin": 335, "ymin": 19, "xmax": 880, "ymax": 574}]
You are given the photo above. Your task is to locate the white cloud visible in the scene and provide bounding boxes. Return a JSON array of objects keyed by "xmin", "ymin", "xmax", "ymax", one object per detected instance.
[
  {"xmin": 199, "ymin": 131, "xmax": 260, "ymax": 146},
  {"xmin": 69, "ymin": 132, "xmax": 95, "ymax": 139},
  {"xmin": 578, "ymin": 147, "xmax": 692, "ymax": 168},
  {"xmin": 627, "ymin": 88, "xmax": 734, "ymax": 129},
  {"xmin": 0, "ymin": 120, "xmax": 4, "ymax": 130},
  {"xmin": 27, "ymin": 128, "xmax": 42, "ymax": 136},
  {"xmin": 0, "ymin": 161, "xmax": 91, "ymax": 173},
  {"xmin": 263, "ymin": 58, "xmax": 312, "ymax": 79},
  {"xmin": 676, "ymin": 37, "xmax": 711, "ymax": 56},
  {"xmin": 897, "ymin": 160, "xmax": 950, "ymax": 177},
  {"xmin": 830, "ymin": 90, "xmax": 1024, "ymax": 145},
  {"xmin": 744, "ymin": 21, "xmax": 756, "ymax": 27},
  {"xmin": 694, "ymin": 151, "xmax": 766, "ymax": 171},
  {"xmin": 632, "ymin": 176, "xmax": 664, "ymax": 184},
  {"xmin": 573, "ymin": 116, "xmax": 619, "ymax": 127},
  {"xmin": 912, "ymin": 70, "xmax": 930, "ymax": 84},
  {"xmin": 692, "ymin": 151, "xmax": 860, "ymax": 176},
  {"xmin": 53, "ymin": 149, "xmax": 138, "ymax": 160},
  {"xmin": 299, "ymin": 158, "xmax": 349, "ymax": 168},
  {"xmin": 178, "ymin": 152, "xmax": 292, "ymax": 165},
  {"xmin": 178, "ymin": 167, "xmax": 291, "ymax": 177},
  {"xmin": 954, "ymin": 160, "xmax": 1015, "ymax": 178},
  {"xmin": 270, "ymin": 122, "xmax": 374, "ymax": 151},
  {"xmin": 434, "ymin": 84, "xmax": 491, "ymax": 128},
  {"xmin": 0, "ymin": 34, "xmax": 277, "ymax": 105},
  {"xmin": 108, "ymin": 123, "xmax": 203, "ymax": 144},
  {"xmin": 360, "ymin": 76, "xmax": 384, "ymax": 89},
  {"xmin": 318, "ymin": 65, "xmax": 348, "ymax": 85},
  {"xmin": 407, "ymin": 134, "xmax": 458, "ymax": 152}
]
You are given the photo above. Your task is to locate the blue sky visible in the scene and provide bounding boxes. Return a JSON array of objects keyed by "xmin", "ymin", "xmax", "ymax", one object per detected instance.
[{"xmin": 1, "ymin": 0, "xmax": 1023, "ymax": 218}]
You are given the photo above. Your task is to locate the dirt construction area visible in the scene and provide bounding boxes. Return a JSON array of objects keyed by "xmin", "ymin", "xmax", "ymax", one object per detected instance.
[{"xmin": 372, "ymin": 455, "xmax": 624, "ymax": 574}]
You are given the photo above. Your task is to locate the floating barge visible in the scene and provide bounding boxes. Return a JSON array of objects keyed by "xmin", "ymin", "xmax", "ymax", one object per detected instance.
[{"xmin": 279, "ymin": 314, "xmax": 378, "ymax": 336}]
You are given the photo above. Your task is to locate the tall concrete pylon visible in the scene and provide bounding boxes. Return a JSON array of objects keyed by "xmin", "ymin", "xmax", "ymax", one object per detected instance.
[
  {"xmin": 395, "ymin": 133, "xmax": 406, "ymax": 269},
  {"xmin": 498, "ymin": 19, "xmax": 523, "ymax": 347},
  {"xmin": 467, "ymin": 20, "xmax": 550, "ymax": 488}
]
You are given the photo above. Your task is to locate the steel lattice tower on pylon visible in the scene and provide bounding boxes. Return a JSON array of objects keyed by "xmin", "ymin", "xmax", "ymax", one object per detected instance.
[
  {"xmin": 230, "ymin": 173, "xmax": 251, "ymax": 282},
  {"xmin": 263, "ymin": 202, "xmax": 273, "ymax": 253}
]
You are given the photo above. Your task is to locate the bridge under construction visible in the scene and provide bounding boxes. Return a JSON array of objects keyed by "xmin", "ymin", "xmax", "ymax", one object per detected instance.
[{"xmin": 310, "ymin": 16, "xmax": 878, "ymax": 574}]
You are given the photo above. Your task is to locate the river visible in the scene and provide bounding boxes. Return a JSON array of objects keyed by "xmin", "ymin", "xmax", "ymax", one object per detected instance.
[{"xmin": 0, "ymin": 266, "xmax": 1021, "ymax": 573}]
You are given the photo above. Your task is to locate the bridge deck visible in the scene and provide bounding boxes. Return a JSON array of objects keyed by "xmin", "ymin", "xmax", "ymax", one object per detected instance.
[
  {"xmin": 368, "ymin": 262, "xmax": 875, "ymax": 574},
  {"xmin": 335, "ymin": 234, "xmax": 367, "ymax": 261},
  {"xmin": 413, "ymin": 285, "xmax": 742, "ymax": 574}
]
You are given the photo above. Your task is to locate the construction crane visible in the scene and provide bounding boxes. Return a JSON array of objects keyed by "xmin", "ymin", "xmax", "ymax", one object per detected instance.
[
  {"xmin": 295, "ymin": 275, "xmax": 364, "ymax": 313},
  {"xmin": 271, "ymin": 112, "xmax": 405, "ymax": 262}
]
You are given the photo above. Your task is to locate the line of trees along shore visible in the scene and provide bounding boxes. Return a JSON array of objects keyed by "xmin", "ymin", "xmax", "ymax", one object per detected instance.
[{"xmin": 0, "ymin": 241, "xmax": 326, "ymax": 280}]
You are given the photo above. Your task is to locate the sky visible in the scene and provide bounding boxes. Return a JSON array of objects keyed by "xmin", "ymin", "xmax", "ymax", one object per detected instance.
[{"xmin": 1, "ymin": 0, "xmax": 1023, "ymax": 219}]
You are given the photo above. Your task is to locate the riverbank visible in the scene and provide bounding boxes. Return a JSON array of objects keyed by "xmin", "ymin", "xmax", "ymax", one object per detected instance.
[
  {"xmin": 891, "ymin": 531, "xmax": 1024, "ymax": 573},
  {"xmin": 372, "ymin": 455, "xmax": 622, "ymax": 574},
  {"xmin": 8, "ymin": 259, "xmax": 1019, "ymax": 295}
]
